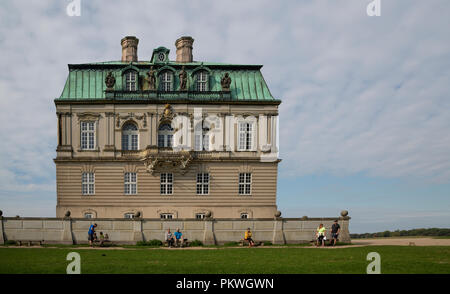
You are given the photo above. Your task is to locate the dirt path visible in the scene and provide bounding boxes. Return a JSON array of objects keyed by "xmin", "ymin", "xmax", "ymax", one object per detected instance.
[{"xmin": 352, "ymin": 237, "xmax": 450, "ymax": 246}]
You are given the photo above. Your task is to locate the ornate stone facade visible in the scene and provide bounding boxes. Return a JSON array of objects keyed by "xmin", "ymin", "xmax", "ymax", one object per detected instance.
[{"xmin": 54, "ymin": 36, "xmax": 281, "ymax": 219}]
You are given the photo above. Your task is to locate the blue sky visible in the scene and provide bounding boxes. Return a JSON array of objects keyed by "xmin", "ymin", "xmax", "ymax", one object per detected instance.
[{"xmin": 0, "ymin": 0, "xmax": 449, "ymax": 233}]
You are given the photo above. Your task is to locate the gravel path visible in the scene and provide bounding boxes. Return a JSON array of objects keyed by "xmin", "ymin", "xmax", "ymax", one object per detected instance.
[{"xmin": 352, "ymin": 237, "xmax": 450, "ymax": 246}]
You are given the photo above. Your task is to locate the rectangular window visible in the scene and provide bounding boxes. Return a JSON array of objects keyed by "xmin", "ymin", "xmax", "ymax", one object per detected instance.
[
  {"xmin": 160, "ymin": 173, "xmax": 173, "ymax": 195},
  {"xmin": 160, "ymin": 213, "xmax": 173, "ymax": 219},
  {"xmin": 238, "ymin": 122, "xmax": 253, "ymax": 151},
  {"xmin": 196, "ymin": 173, "xmax": 209, "ymax": 195},
  {"xmin": 124, "ymin": 172, "xmax": 137, "ymax": 195},
  {"xmin": 238, "ymin": 173, "xmax": 252, "ymax": 195},
  {"xmin": 124, "ymin": 213, "xmax": 134, "ymax": 219},
  {"xmin": 161, "ymin": 72, "xmax": 172, "ymax": 91},
  {"xmin": 82, "ymin": 172, "xmax": 95, "ymax": 195},
  {"xmin": 196, "ymin": 213, "xmax": 206, "ymax": 219},
  {"xmin": 84, "ymin": 213, "xmax": 94, "ymax": 219},
  {"xmin": 194, "ymin": 132, "xmax": 209, "ymax": 151},
  {"xmin": 197, "ymin": 72, "xmax": 208, "ymax": 92},
  {"xmin": 81, "ymin": 121, "xmax": 95, "ymax": 150},
  {"xmin": 125, "ymin": 71, "xmax": 137, "ymax": 91}
]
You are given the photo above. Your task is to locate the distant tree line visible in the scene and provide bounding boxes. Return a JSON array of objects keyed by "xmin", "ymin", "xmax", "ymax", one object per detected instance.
[{"xmin": 350, "ymin": 228, "xmax": 450, "ymax": 239}]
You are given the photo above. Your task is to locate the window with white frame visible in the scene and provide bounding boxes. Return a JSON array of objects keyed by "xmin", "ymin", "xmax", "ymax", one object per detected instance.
[
  {"xmin": 82, "ymin": 172, "xmax": 95, "ymax": 195},
  {"xmin": 81, "ymin": 121, "xmax": 95, "ymax": 150},
  {"xmin": 194, "ymin": 122, "xmax": 209, "ymax": 151},
  {"xmin": 238, "ymin": 122, "xmax": 253, "ymax": 151},
  {"xmin": 196, "ymin": 71, "xmax": 208, "ymax": 92},
  {"xmin": 196, "ymin": 173, "xmax": 209, "ymax": 195},
  {"xmin": 122, "ymin": 123, "xmax": 138, "ymax": 150},
  {"xmin": 196, "ymin": 213, "xmax": 206, "ymax": 220},
  {"xmin": 84, "ymin": 213, "xmax": 94, "ymax": 219},
  {"xmin": 238, "ymin": 173, "xmax": 252, "ymax": 195},
  {"xmin": 124, "ymin": 172, "xmax": 137, "ymax": 195},
  {"xmin": 160, "ymin": 213, "xmax": 173, "ymax": 219},
  {"xmin": 160, "ymin": 71, "xmax": 173, "ymax": 91},
  {"xmin": 158, "ymin": 124, "xmax": 173, "ymax": 148},
  {"xmin": 124, "ymin": 213, "xmax": 134, "ymax": 219},
  {"xmin": 160, "ymin": 173, "xmax": 173, "ymax": 195},
  {"xmin": 125, "ymin": 71, "xmax": 137, "ymax": 91},
  {"xmin": 240, "ymin": 213, "xmax": 249, "ymax": 219}
]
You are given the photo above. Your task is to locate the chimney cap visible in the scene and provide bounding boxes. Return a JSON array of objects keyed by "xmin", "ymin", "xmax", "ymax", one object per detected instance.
[
  {"xmin": 175, "ymin": 36, "xmax": 194, "ymax": 46},
  {"xmin": 121, "ymin": 36, "xmax": 139, "ymax": 44}
]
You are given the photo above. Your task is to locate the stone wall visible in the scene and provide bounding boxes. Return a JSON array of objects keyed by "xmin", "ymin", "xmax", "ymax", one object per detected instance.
[{"xmin": 0, "ymin": 216, "xmax": 351, "ymax": 245}]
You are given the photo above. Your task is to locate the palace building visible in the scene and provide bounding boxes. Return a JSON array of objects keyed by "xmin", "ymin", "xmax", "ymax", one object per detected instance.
[{"xmin": 54, "ymin": 36, "xmax": 281, "ymax": 219}]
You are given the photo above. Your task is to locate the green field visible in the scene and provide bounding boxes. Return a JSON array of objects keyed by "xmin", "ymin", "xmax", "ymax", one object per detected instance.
[{"xmin": 0, "ymin": 246, "xmax": 449, "ymax": 274}]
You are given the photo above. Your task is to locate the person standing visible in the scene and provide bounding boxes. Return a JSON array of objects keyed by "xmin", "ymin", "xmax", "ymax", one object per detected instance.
[
  {"xmin": 316, "ymin": 224, "xmax": 326, "ymax": 247},
  {"xmin": 88, "ymin": 223, "xmax": 97, "ymax": 247},
  {"xmin": 331, "ymin": 220, "xmax": 341, "ymax": 246}
]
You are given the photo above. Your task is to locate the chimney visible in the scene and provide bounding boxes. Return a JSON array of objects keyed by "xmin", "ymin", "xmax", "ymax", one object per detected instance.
[
  {"xmin": 175, "ymin": 36, "xmax": 194, "ymax": 63},
  {"xmin": 121, "ymin": 36, "xmax": 139, "ymax": 62}
]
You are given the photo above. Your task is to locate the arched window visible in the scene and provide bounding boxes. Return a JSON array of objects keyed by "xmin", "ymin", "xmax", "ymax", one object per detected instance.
[
  {"xmin": 160, "ymin": 71, "xmax": 173, "ymax": 91},
  {"xmin": 124, "ymin": 70, "xmax": 137, "ymax": 91},
  {"xmin": 196, "ymin": 71, "xmax": 208, "ymax": 92},
  {"xmin": 122, "ymin": 123, "xmax": 138, "ymax": 150},
  {"xmin": 158, "ymin": 123, "xmax": 173, "ymax": 147}
]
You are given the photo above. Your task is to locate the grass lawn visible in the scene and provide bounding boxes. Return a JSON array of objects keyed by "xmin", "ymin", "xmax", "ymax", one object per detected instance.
[{"xmin": 0, "ymin": 246, "xmax": 449, "ymax": 274}]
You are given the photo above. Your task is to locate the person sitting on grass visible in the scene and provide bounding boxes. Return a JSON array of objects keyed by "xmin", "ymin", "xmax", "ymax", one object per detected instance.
[
  {"xmin": 88, "ymin": 223, "xmax": 97, "ymax": 247},
  {"xmin": 174, "ymin": 228, "xmax": 183, "ymax": 247},
  {"xmin": 244, "ymin": 228, "xmax": 255, "ymax": 247},
  {"xmin": 316, "ymin": 223, "xmax": 326, "ymax": 247},
  {"xmin": 165, "ymin": 229, "xmax": 175, "ymax": 248}
]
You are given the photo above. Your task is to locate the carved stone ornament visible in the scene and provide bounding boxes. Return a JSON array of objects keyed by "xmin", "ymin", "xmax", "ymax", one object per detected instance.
[
  {"xmin": 179, "ymin": 65, "xmax": 187, "ymax": 91},
  {"xmin": 116, "ymin": 112, "xmax": 147, "ymax": 128},
  {"xmin": 142, "ymin": 149, "xmax": 193, "ymax": 175},
  {"xmin": 76, "ymin": 112, "xmax": 102, "ymax": 121},
  {"xmin": 161, "ymin": 104, "xmax": 174, "ymax": 121},
  {"xmin": 221, "ymin": 72, "xmax": 231, "ymax": 91},
  {"xmin": 105, "ymin": 72, "xmax": 116, "ymax": 91}
]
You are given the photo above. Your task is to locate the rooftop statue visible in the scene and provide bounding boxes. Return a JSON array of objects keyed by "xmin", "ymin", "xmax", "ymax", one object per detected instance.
[
  {"xmin": 105, "ymin": 72, "xmax": 116, "ymax": 91},
  {"xmin": 221, "ymin": 72, "xmax": 231, "ymax": 91},
  {"xmin": 146, "ymin": 66, "xmax": 156, "ymax": 90},
  {"xmin": 179, "ymin": 66, "xmax": 187, "ymax": 91}
]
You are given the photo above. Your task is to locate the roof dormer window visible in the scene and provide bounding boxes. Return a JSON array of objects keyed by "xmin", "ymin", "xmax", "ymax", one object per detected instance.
[
  {"xmin": 125, "ymin": 70, "xmax": 137, "ymax": 91},
  {"xmin": 160, "ymin": 71, "xmax": 173, "ymax": 91},
  {"xmin": 196, "ymin": 71, "xmax": 208, "ymax": 92}
]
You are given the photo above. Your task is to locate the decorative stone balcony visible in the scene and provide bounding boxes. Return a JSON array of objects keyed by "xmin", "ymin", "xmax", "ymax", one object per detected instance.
[{"xmin": 105, "ymin": 90, "xmax": 232, "ymax": 101}]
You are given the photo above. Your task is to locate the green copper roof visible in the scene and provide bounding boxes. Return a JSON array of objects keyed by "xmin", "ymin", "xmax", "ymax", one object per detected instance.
[{"xmin": 57, "ymin": 60, "xmax": 279, "ymax": 103}]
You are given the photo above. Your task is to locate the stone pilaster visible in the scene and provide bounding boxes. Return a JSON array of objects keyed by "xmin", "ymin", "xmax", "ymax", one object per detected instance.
[
  {"xmin": 62, "ymin": 218, "xmax": 74, "ymax": 245},
  {"xmin": 203, "ymin": 219, "xmax": 216, "ymax": 245},
  {"xmin": 132, "ymin": 219, "xmax": 144, "ymax": 242},
  {"xmin": 339, "ymin": 218, "xmax": 351, "ymax": 243},
  {"xmin": 0, "ymin": 216, "xmax": 4, "ymax": 245},
  {"xmin": 272, "ymin": 218, "xmax": 285, "ymax": 244}
]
